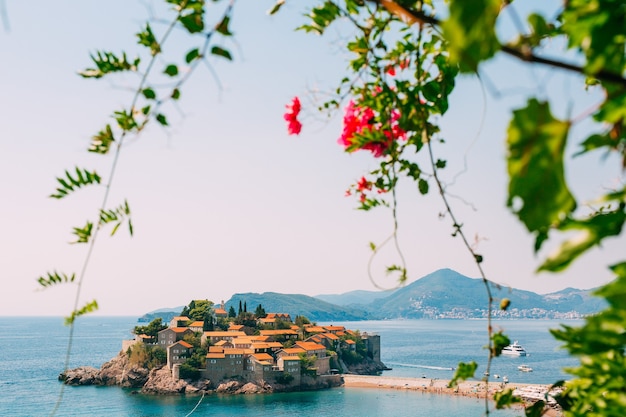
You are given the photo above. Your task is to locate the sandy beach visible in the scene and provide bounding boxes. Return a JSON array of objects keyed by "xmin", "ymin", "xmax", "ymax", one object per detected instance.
[{"xmin": 342, "ymin": 375, "xmax": 563, "ymax": 417}]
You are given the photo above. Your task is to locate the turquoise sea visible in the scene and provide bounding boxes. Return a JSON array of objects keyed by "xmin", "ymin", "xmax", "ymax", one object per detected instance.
[{"xmin": 0, "ymin": 317, "xmax": 580, "ymax": 416}]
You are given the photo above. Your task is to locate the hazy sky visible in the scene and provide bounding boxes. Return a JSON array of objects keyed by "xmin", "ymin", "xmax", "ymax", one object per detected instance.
[{"xmin": 1, "ymin": 1, "xmax": 624, "ymax": 316}]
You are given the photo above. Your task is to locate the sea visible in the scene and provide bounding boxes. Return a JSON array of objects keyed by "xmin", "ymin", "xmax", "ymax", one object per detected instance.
[{"xmin": 0, "ymin": 317, "xmax": 581, "ymax": 417}]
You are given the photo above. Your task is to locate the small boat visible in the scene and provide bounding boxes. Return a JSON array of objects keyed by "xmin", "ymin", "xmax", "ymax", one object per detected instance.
[
  {"xmin": 502, "ymin": 341, "xmax": 527, "ymax": 356},
  {"xmin": 518, "ymin": 364, "xmax": 533, "ymax": 372}
]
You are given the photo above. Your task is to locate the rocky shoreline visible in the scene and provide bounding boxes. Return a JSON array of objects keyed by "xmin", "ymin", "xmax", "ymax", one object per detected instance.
[{"xmin": 59, "ymin": 350, "xmax": 347, "ymax": 395}]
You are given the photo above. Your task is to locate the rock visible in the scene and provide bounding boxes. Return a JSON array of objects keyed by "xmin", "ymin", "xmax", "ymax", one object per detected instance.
[
  {"xmin": 346, "ymin": 358, "xmax": 388, "ymax": 375},
  {"xmin": 59, "ymin": 366, "xmax": 99, "ymax": 385},
  {"xmin": 216, "ymin": 380, "xmax": 242, "ymax": 393},
  {"xmin": 190, "ymin": 379, "xmax": 212, "ymax": 392},
  {"xmin": 141, "ymin": 366, "xmax": 188, "ymax": 395},
  {"xmin": 98, "ymin": 351, "xmax": 149, "ymax": 388},
  {"xmin": 236, "ymin": 382, "xmax": 271, "ymax": 394}
]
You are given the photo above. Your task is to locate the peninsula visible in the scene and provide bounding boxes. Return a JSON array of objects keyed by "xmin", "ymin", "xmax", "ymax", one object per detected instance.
[{"xmin": 60, "ymin": 299, "xmax": 387, "ymax": 395}]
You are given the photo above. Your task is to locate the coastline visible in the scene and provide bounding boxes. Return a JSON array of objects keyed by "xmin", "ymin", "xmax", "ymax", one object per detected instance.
[{"xmin": 342, "ymin": 375, "xmax": 563, "ymax": 417}]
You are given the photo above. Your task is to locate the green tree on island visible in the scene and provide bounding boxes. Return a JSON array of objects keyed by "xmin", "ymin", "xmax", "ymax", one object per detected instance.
[{"xmin": 133, "ymin": 318, "xmax": 167, "ymax": 342}]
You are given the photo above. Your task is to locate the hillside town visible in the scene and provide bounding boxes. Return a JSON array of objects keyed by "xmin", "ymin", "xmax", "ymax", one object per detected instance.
[{"xmin": 103, "ymin": 300, "xmax": 386, "ymax": 393}]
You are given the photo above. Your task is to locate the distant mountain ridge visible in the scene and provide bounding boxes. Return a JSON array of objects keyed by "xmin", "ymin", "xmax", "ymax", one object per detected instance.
[
  {"xmin": 226, "ymin": 292, "xmax": 373, "ymax": 322},
  {"xmin": 139, "ymin": 269, "xmax": 606, "ymax": 322},
  {"xmin": 317, "ymin": 269, "xmax": 605, "ymax": 320}
]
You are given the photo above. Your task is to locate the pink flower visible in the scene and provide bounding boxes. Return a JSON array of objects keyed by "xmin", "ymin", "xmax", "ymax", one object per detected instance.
[
  {"xmin": 338, "ymin": 100, "xmax": 375, "ymax": 149},
  {"xmin": 357, "ymin": 176, "xmax": 372, "ymax": 192},
  {"xmin": 284, "ymin": 96, "xmax": 302, "ymax": 135},
  {"xmin": 338, "ymin": 100, "xmax": 405, "ymax": 158}
]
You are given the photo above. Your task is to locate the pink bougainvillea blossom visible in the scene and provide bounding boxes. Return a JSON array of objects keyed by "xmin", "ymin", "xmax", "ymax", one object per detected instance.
[
  {"xmin": 338, "ymin": 100, "xmax": 406, "ymax": 157},
  {"xmin": 338, "ymin": 100, "xmax": 374, "ymax": 148},
  {"xmin": 357, "ymin": 176, "xmax": 372, "ymax": 192},
  {"xmin": 284, "ymin": 96, "xmax": 302, "ymax": 135}
]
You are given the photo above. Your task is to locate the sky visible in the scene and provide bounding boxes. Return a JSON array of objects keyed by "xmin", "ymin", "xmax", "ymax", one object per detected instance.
[{"xmin": 1, "ymin": 1, "xmax": 624, "ymax": 316}]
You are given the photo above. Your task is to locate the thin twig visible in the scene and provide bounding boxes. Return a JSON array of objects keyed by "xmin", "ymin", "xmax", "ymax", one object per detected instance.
[
  {"xmin": 48, "ymin": 2, "xmax": 240, "ymax": 415},
  {"xmin": 426, "ymin": 132, "xmax": 494, "ymax": 415}
]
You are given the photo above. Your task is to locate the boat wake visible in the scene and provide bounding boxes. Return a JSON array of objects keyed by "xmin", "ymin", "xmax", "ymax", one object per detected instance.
[{"xmin": 386, "ymin": 362, "xmax": 455, "ymax": 371}]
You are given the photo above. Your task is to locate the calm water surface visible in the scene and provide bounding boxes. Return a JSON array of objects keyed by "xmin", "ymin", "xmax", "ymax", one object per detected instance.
[{"xmin": 0, "ymin": 317, "xmax": 579, "ymax": 416}]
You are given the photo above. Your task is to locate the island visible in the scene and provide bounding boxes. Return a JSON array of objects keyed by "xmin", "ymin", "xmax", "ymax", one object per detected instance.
[{"xmin": 60, "ymin": 299, "xmax": 388, "ymax": 395}]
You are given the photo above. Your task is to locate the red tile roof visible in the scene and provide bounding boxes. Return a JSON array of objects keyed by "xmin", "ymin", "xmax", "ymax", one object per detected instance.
[
  {"xmin": 259, "ymin": 329, "xmax": 297, "ymax": 336},
  {"xmin": 296, "ymin": 341, "xmax": 326, "ymax": 351},
  {"xmin": 252, "ymin": 353, "xmax": 274, "ymax": 362},
  {"xmin": 281, "ymin": 347, "xmax": 305, "ymax": 355}
]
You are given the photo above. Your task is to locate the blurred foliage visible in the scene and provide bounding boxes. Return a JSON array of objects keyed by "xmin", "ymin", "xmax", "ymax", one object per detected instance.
[{"xmin": 281, "ymin": 0, "xmax": 626, "ymax": 414}]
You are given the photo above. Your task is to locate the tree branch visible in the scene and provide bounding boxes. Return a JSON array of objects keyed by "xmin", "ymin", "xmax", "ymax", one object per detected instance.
[{"xmin": 374, "ymin": 0, "xmax": 626, "ymax": 87}]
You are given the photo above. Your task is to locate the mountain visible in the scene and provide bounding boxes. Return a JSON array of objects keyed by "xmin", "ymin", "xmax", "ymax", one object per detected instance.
[
  {"xmin": 541, "ymin": 287, "xmax": 606, "ymax": 314},
  {"xmin": 137, "ymin": 306, "xmax": 184, "ymax": 323},
  {"xmin": 225, "ymin": 292, "xmax": 372, "ymax": 322},
  {"xmin": 315, "ymin": 269, "xmax": 606, "ymax": 319},
  {"xmin": 139, "ymin": 269, "xmax": 607, "ymax": 322},
  {"xmin": 372, "ymin": 268, "xmax": 502, "ymax": 318},
  {"xmin": 314, "ymin": 289, "xmax": 398, "ymax": 307}
]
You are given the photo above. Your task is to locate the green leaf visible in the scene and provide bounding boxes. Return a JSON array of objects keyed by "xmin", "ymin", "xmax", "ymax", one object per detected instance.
[
  {"xmin": 506, "ymin": 99, "xmax": 575, "ymax": 240},
  {"xmin": 71, "ymin": 221, "xmax": 93, "ymax": 244},
  {"xmin": 37, "ymin": 271, "xmax": 76, "ymax": 289},
  {"xmin": 267, "ymin": 0, "xmax": 285, "ymax": 15},
  {"xmin": 171, "ymin": 88, "xmax": 181, "ymax": 100},
  {"xmin": 110, "ymin": 222, "xmax": 121, "ymax": 236},
  {"xmin": 561, "ymin": 1, "xmax": 626, "ymax": 76},
  {"xmin": 538, "ymin": 206, "xmax": 626, "ymax": 272},
  {"xmin": 136, "ymin": 23, "xmax": 161, "ymax": 56},
  {"xmin": 297, "ymin": 1, "xmax": 341, "ymax": 35},
  {"xmin": 65, "ymin": 299, "xmax": 99, "ymax": 325},
  {"xmin": 179, "ymin": 9, "xmax": 204, "ymax": 34},
  {"xmin": 50, "ymin": 168, "xmax": 102, "ymax": 199},
  {"xmin": 114, "ymin": 109, "xmax": 138, "ymax": 131},
  {"xmin": 524, "ymin": 400, "xmax": 546, "ymax": 417},
  {"xmin": 99, "ymin": 200, "xmax": 133, "ymax": 238},
  {"xmin": 449, "ymin": 361, "xmax": 477, "ymax": 387},
  {"xmin": 89, "ymin": 125, "xmax": 115, "ymax": 155},
  {"xmin": 442, "ymin": 0, "xmax": 501, "ymax": 72},
  {"xmin": 164, "ymin": 64, "xmax": 179, "ymax": 77},
  {"xmin": 185, "ymin": 48, "xmax": 200, "ymax": 64},
  {"xmin": 491, "ymin": 331, "xmax": 511, "ymax": 357},
  {"xmin": 142, "ymin": 88, "xmax": 156, "ymax": 100},
  {"xmin": 79, "ymin": 51, "xmax": 139, "ymax": 79},
  {"xmin": 210, "ymin": 46, "xmax": 232, "ymax": 61},
  {"xmin": 156, "ymin": 113, "xmax": 169, "ymax": 126},
  {"xmin": 215, "ymin": 15, "xmax": 232, "ymax": 36},
  {"xmin": 493, "ymin": 388, "xmax": 522, "ymax": 409},
  {"xmin": 386, "ymin": 265, "xmax": 407, "ymax": 283},
  {"xmin": 418, "ymin": 178, "xmax": 429, "ymax": 195}
]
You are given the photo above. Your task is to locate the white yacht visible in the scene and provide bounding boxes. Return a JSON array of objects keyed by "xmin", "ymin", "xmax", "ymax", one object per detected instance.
[
  {"xmin": 518, "ymin": 364, "xmax": 533, "ymax": 372},
  {"xmin": 501, "ymin": 341, "xmax": 527, "ymax": 356}
]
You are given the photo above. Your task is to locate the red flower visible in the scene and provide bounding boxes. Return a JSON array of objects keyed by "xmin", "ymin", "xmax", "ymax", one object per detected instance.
[
  {"xmin": 357, "ymin": 176, "xmax": 372, "ymax": 192},
  {"xmin": 284, "ymin": 96, "xmax": 302, "ymax": 135},
  {"xmin": 338, "ymin": 100, "xmax": 405, "ymax": 158},
  {"xmin": 338, "ymin": 100, "xmax": 375, "ymax": 149}
]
